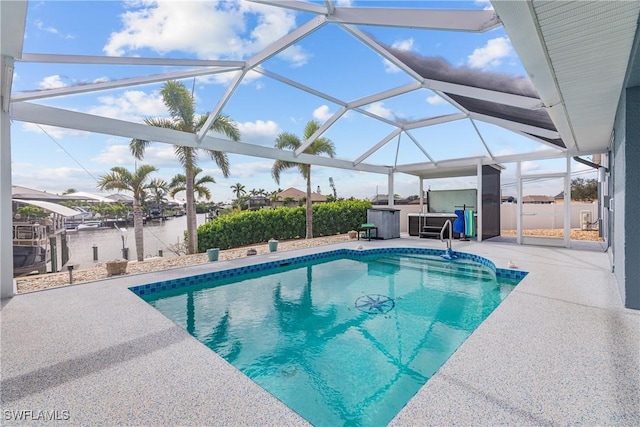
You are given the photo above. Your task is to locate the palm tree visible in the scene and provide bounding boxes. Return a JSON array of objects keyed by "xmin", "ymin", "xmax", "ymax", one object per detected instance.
[
  {"xmin": 283, "ymin": 196, "xmax": 295, "ymax": 207},
  {"xmin": 230, "ymin": 182, "xmax": 246, "ymax": 208},
  {"xmin": 147, "ymin": 178, "xmax": 170, "ymax": 215},
  {"xmin": 268, "ymin": 190, "xmax": 281, "ymax": 208},
  {"xmin": 272, "ymin": 121, "xmax": 336, "ymax": 239},
  {"xmin": 130, "ymin": 80, "xmax": 240, "ymax": 255},
  {"xmin": 169, "ymin": 168, "xmax": 216, "ymax": 201},
  {"xmin": 97, "ymin": 165, "xmax": 158, "ymax": 261}
]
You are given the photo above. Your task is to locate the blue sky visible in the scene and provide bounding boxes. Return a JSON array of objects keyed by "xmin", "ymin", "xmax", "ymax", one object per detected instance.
[{"xmin": 10, "ymin": 0, "xmax": 596, "ymax": 202}]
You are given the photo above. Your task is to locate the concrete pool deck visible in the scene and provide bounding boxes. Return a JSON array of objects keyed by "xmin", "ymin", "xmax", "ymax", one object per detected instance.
[{"xmin": 1, "ymin": 236, "xmax": 639, "ymax": 425}]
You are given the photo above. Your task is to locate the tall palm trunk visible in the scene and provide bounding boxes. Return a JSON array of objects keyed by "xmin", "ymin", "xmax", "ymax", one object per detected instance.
[
  {"xmin": 305, "ymin": 167, "xmax": 313, "ymax": 239},
  {"xmin": 185, "ymin": 166, "xmax": 198, "ymax": 254},
  {"xmin": 132, "ymin": 201, "xmax": 144, "ymax": 261}
]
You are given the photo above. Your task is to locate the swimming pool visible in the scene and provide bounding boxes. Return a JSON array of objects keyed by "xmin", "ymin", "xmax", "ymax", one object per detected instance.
[{"xmin": 131, "ymin": 248, "xmax": 527, "ymax": 426}]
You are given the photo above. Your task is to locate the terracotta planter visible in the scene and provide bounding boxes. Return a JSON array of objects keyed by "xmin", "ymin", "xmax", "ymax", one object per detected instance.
[{"xmin": 106, "ymin": 259, "xmax": 128, "ymax": 276}]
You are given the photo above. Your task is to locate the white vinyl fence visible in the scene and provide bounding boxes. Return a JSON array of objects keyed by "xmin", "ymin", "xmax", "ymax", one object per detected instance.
[
  {"xmin": 500, "ymin": 202, "xmax": 598, "ymax": 230},
  {"xmin": 383, "ymin": 203, "xmax": 599, "ymax": 234}
]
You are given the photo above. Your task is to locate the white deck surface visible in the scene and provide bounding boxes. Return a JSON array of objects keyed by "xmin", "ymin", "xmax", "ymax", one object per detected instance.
[{"xmin": 2, "ymin": 236, "xmax": 639, "ymax": 426}]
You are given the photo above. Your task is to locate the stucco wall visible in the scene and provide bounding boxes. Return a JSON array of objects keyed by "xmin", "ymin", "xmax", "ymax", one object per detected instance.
[
  {"xmin": 623, "ymin": 86, "xmax": 640, "ymax": 309},
  {"xmin": 612, "ymin": 84, "xmax": 640, "ymax": 309}
]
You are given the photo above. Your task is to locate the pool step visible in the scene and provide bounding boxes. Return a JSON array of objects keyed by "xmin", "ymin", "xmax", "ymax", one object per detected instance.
[
  {"xmin": 374, "ymin": 256, "xmax": 496, "ymax": 281},
  {"xmin": 419, "ymin": 225, "xmax": 442, "ymax": 239}
]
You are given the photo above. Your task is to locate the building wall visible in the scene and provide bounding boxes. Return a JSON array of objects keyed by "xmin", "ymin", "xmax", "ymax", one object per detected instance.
[
  {"xmin": 612, "ymin": 82, "xmax": 640, "ymax": 309},
  {"xmin": 622, "ymin": 86, "xmax": 640, "ymax": 309}
]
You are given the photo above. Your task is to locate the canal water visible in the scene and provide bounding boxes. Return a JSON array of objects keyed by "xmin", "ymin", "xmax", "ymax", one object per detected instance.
[{"xmin": 66, "ymin": 213, "xmax": 208, "ymax": 270}]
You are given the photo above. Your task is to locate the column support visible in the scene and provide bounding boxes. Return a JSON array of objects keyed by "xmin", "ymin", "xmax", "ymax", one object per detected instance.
[
  {"xmin": 387, "ymin": 170, "xmax": 394, "ymax": 207},
  {"xmin": 476, "ymin": 160, "xmax": 483, "ymax": 242},
  {"xmin": 564, "ymin": 156, "xmax": 571, "ymax": 248},
  {"xmin": 516, "ymin": 161, "xmax": 522, "ymax": 245},
  {"xmin": 1, "ymin": 57, "xmax": 15, "ymax": 298}
]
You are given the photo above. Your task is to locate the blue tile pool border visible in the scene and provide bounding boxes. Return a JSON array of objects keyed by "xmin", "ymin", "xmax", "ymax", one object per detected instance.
[{"xmin": 129, "ymin": 247, "xmax": 528, "ymax": 297}]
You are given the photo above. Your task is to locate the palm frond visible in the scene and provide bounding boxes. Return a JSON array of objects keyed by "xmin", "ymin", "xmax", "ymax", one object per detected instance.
[
  {"xmin": 274, "ymin": 132, "xmax": 301, "ymax": 150},
  {"xmin": 196, "ymin": 186, "xmax": 212, "ymax": 200},
  {"xmin": 148, "ymin": 178, "xmax": 169, "ymax": 191},
  {"xmin": 96, "ymin": 165, "xmax": 158, "ymax": 201},
  {"xmin": 206, "ymin": 150, "xmax": 230, "ymax": 177},
  {"xmin": 195, "ymin": 174, "xmax": 216, "ymax": 186},
  {"xmin": 161, "ymin": 80, "xmax": 195, "ymax": 129},
  {"xmin": 174, "ymin": 145, "xmax": 197, "ymax": 170},
  {"xmin": 308, "ymin": 137, "xmax": 336, "ymax": 157},
  {"xmin": 303, "ymin": 120, "xmax": 321, "ymax": 139},
  {"xmin": 130, "ymin": 139, "xmax": 150, "ymax": 160},
  {"xmin": 144, "ymin": 117, "xmax": 175, "ymax": 129},
  {"xmin": 169, "ymin": 173, "xmax": 186, "ymax": 188},
  {"xmin": 195, "ymin": 113, "xmax": 241, "ymax": 141},
  {"xmin": 169, "ymin": 185, "xmax": 186, "ymax": 199},
  {"xmin": 272, "ymin": 159, "xmax": 298, "ymax": 184}
]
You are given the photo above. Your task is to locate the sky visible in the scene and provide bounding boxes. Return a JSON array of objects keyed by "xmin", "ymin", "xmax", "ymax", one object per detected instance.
[{"xmin": 10, "ymin": 0, "xmax": 597, "ymax": 203}]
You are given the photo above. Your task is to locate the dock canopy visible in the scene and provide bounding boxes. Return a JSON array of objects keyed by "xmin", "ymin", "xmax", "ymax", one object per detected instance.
[{"xmin": 13, "ymin": 199, "xmax": 81, "ymax": 218}]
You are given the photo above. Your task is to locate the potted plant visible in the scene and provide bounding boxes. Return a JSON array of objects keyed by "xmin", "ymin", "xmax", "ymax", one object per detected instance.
[{"xmin": 268, "ymin": 238, "xmax": 279, "ymax": 252}]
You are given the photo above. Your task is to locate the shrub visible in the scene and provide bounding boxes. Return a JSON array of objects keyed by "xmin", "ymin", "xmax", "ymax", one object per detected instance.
[{"xmin": 197, "ymin": 199, "xmax": 371, "ymax": 252}]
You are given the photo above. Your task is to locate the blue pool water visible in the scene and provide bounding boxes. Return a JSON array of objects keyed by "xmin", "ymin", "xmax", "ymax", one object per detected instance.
[{"xmin": 132, "ymin": 248, "xmax": 526, "ymax": 426}]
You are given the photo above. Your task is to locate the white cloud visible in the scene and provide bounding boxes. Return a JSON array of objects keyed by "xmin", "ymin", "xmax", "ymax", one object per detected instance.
[
  {"xmin": 467, "ymin": 37, "xmax": 513, "ymax": 69},
  {"xmin": 92, "ymin": 143, "xmax": 178, "ymax": 167},
  {"xmin": 236, "ymin": 120, "xmax": 281, "ymax": 145},
  {"xmin": 91, "ymin": 145, "xmax": 133, "ymax": 165},
  {"xmin": 383, "ymin": 59, "xmax": 401, "ymax": 74},
  {"xmin": 384, "ymin": 38, "xmax": 415, "ymax": 73},
  {"xmin": 364, "ymin": 102, "xmax": 393, "ymax": 119},
  {"xmin": 313, "ymin": 105, "xmax": 332, "ymax": 121},
  {"xmin": 12, "ymin": 163, "xmax": 98, "ymax": 195},
  {"xmin": 426, "ymin": 95, "xmax": 445, "ymax": 106},
  {"xmin": 226, "ymin": 159, "xmax": 274, "ymax": 179},
  {"xmin": 278, "ymin": 45, "xmax": 310, "ymax": 67},
  {"xmin": 493, "ymin": 147, "xmax": 517, "ymax": 157},
  {"xmin": 521, "ymin": 161, "xmax": 541, "ymax": 173},
  {"xmin": 196, "ymin": 69, "xmax": 262, "ymax": 87},
  {"xmin": 392, "ymin": 38, "xmax": 415, "ymax": 52},
  {"xmin": 103, "ymin": 0, "xmax": 302, "ymax": 66},
  {"xmin": 39, "ymin": 75, "xmax": 67, "ymax": 89},
  {"xmin": 335, "ymin": 0, "xmax": 354, "ymax": 6},
  {"xmin": 21, "ymin": 123, "xmax": 88, "ymax": 139},
  {"xmin": 87, "ymin": 90, "xmax": 167, "ymax": 122},
  {"xmin": 34, "ymin": 20, "xmax": 74, "ymax": 39}
]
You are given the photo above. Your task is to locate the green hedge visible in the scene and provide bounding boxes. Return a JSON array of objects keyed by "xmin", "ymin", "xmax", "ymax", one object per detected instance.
[{"xmin": 197, "ymin": 199, "xmax": 371, "ymax": 251}]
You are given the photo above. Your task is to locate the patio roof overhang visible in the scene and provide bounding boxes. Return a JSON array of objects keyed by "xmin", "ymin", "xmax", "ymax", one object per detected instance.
[{"xmin": 1, "ymin": 1, "xmax": 639, "ymax": 179}]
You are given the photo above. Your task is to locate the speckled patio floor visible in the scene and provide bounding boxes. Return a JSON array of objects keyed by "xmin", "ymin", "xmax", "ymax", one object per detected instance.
[{"xmin": 2, "ymin": 236, "xmax": 639, "ymax": 426}]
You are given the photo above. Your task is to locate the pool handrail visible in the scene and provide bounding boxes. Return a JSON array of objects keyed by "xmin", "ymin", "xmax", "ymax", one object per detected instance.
[{"xmin": 440, "ymin": 219, "xmax": 453, "ymax": 250}]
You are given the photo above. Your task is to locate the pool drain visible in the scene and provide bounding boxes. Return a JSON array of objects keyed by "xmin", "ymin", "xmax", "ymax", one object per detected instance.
[
  {"xmin": 281, "ymin": 365, "xmax": 298, "ymax": 377},
  {"xmin": 355, "ymin": 294, "xmax": 395, "ymax": 314}
]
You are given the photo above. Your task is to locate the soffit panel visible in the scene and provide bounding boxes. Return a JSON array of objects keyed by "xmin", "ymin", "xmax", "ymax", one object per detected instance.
[
  {"xmin": 0, "ymin": 1, "xmax": 27, "ymax": 58},
  {"xmin": 532, "ymin": 0, "xmax": 640, "ymax": 152}
]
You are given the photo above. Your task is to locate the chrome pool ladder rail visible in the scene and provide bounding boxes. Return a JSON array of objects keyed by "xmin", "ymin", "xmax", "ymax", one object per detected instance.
[{"xmin": 440, "ymin": 219, "xmax": 453, "ymax": 250}]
